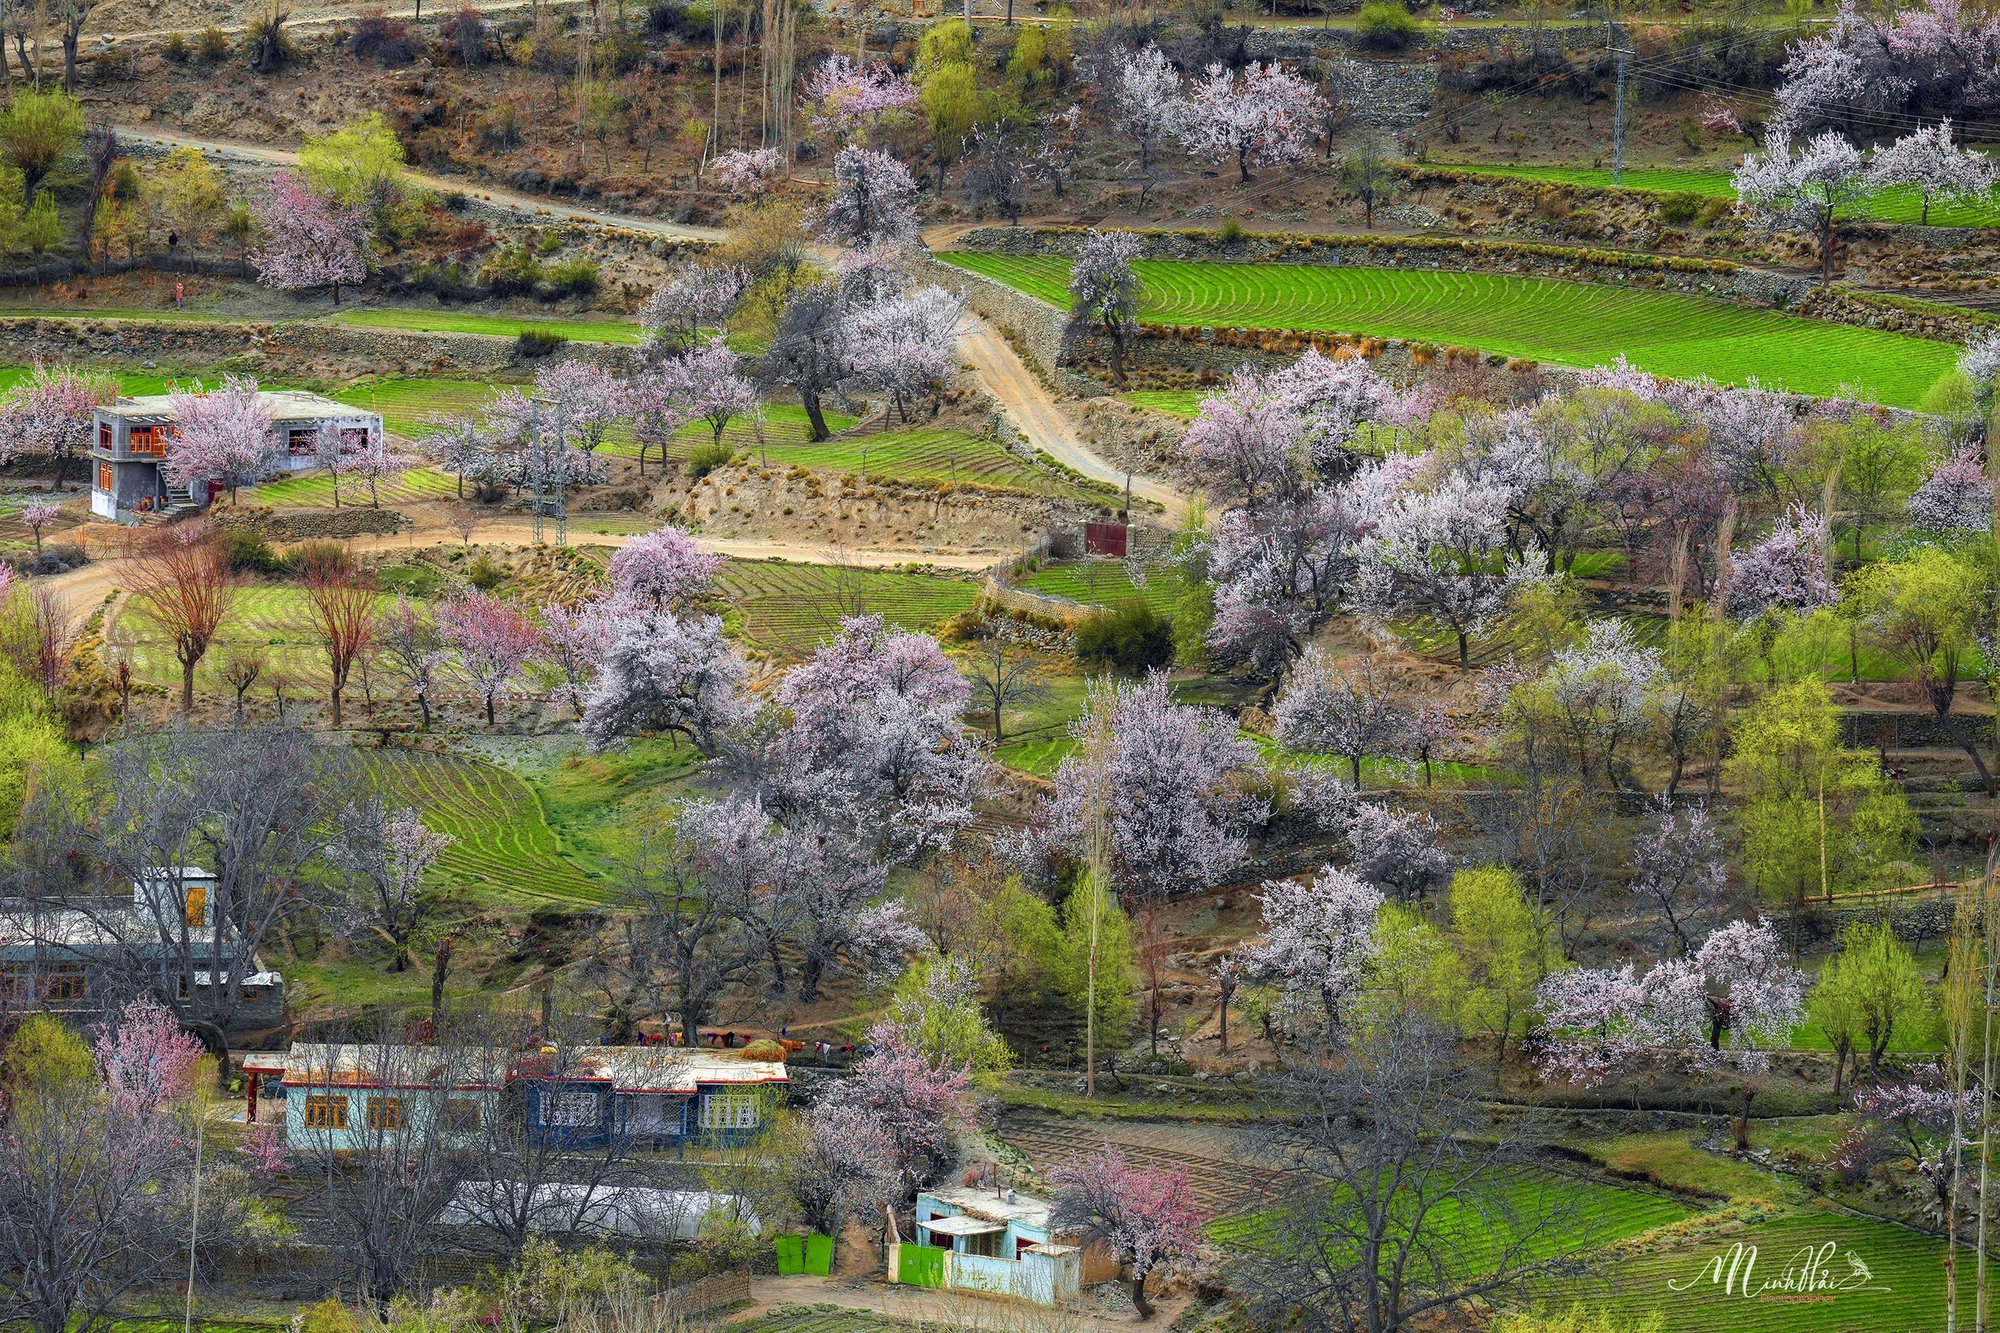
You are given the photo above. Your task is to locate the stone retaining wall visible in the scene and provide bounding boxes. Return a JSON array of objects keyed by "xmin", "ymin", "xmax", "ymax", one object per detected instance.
[
  {"xmin": 0, "ymin": 315, "xmax": 638, "ymax": 383},
  {"xmin": 914, "ymin": 254, "xmax": 1101, "ymax": 396}
]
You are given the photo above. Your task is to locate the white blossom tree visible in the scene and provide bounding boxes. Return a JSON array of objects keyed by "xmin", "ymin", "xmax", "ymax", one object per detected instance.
[
  {"xmin": 1866, "ymin": 119, "xmax": 1997, "ymax": 223},
  {"xmin": 817, "ymin": 145, "xmax": 920, "ymax": 249},
  {"xmin": 1244, "ymin": 864, "xmax": 1383, "ymax": 1044},
  {"xmin": 1733, "ymin": 129, "xmax": 1869, "ymax": 284},
  {"xmin": 1064, "ymin": 229, "xmax": 1145, "ymax": 386},
  {"xmin": 1176, "ymin": 61, "xmax": 1327, "ymax": 184},
  {"xmin": 1111, "ymin": 45, "xmax": 1184, "ymax": 204},
  {"xmin": 1908, "ymin": 446, "xmax": 1995, "ymax": 532}
]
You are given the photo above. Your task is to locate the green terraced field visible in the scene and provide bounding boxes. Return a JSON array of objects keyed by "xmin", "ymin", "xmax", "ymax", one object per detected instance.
[
  {"xmin": 0, "ymin": 365, "xmax": 181, "ymax": 397},
  {"xmin": 326, "ymin": 309, "xmax": 643, "ymax": 343},
  {"xmin": 1579, "ymin": 1211, "xmax": 1966, "ymax": 1333},
  {"xmin": 1122, "ymin": 390, "xmax": 1205, "ymax": 417},
  {"xmin": 350, "ymin": 749, "xmax": 606, "ymax": 906},
  {"xmin": 110, "ymin": 585, "xmax": 400, "ymax": 696},
  {"xmin": 717, "ymin": 560, "xmax": 980, "ymax": 657},
  {"xmin": 1436, "ymin": 161, "xmax": 2000, "ymax": 228},
  {"xmin": 1018, "ymin": 560, "xmax": 1181, "ymax": 611},
  {"xmin": 766, "ymin": 426, "xmax": 1113, "ymax": 501},
  {"xmin": 329, "ymin": 376, "xmax": 511, "ymax": 438},
  {"xmin": 247, "ymin": 466, "xmax": 463, "ymax": 507},
  {"xmin": 939, "ymin": 254, "xmax": 1961, "ymax": 408}
]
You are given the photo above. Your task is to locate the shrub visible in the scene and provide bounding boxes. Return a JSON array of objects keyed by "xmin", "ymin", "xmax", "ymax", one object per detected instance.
[
  {"xmin": 685, "ymin": 439, "xmax": 734, "ymax": 479},
  {"xmin": 196, "ymin": 26, "xmax": 229, "ymax": 62},
  {"xmin": 220, "ymin": 528, "xmax": 283, "ymax": 576},
  {"xmin": 1074, "ymin": 597, "xmax": 1174, "ymax": 672},
  {"xmin": 1657, "ymin": 191, "xmax": 1703, "ymax": 226},
  {"xmin": 1696, "ymin": 197, "xmax": 1730, "ymax": 227},
  {"xmin": 541, "ymin": 257, "xmax": 601, "ymax": 298},
  {"xmin": 164, "ymin": 32, "xmax": 190, "ymax": 62},
  {"xmin": 479, "ymin": 241, "xmax": 543, "ymax": 294},
  {"xmin": 466, "ymin": 554, "xmax": 509, "ymax": 591},
  {"xmin": 440, "ymin": 6, "xmax": 489, "ymax": 65},
  {"xmin": 479, "ymin": 102, "xmax": 523, "ymax": 149},
  {"xmin": 350, "ymin": 9, "xmax": 415, "ymax": 64},
  {"xmin": 517, "ymin": 327, "xmax": 568, "ymax": 358},
  {"xmin": 1214, "ymin": 214, "xmax": 1246, "ymax": 245},
  {"xmin": 1356, "ymin": 1, "xmax": 1422, "ymax": 52}
]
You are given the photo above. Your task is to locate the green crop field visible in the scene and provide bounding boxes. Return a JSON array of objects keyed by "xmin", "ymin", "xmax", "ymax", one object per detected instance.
[
  {"xmin": 717, "ymin": 560, "xmax": 980, "ymax": 657},
  {"xmin": 939, "ymin": 254, "xmax": 1961, "ymax": 408},
  {"xmin": 248, "ymin": 466, "xmax": 464, "ymax": 507},
  {"xmin": 351, "ymin": 748, "xmax": 606, "ymax": 906},
  {"xmin": 328, "ymin": 376, "xmax": 513, "ymax": 438},
  {"xmin": 1435, "ymin": 161, "xmax": 2000, "ymax": 228},
  {"xmin": 765, "ymin": 426, "xmax": 1114, "ymax": 501},
  {"xmin": 1122, "ymin": 389, "xmax": 1205, "ymax": 417},
  {"xmin": 0, "ymin": 365, "xmax": 182, "ymax": 397},
  {"xmin": 1019, "ymin": 560, "xmax": 1181, "ymax": 611},
  {"xmin": 1577, "ymin": 1211, "xmax": 1966, "ymax": 1333},
  {"xmin": 326, "ymin": 309, "xmax": 643, "ymax": 343},
  {"xmin": 109, "ymin": 585, "xmax": 401, "ymax": 696}
]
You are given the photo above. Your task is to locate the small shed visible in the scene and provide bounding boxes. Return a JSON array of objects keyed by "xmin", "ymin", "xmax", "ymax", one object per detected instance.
[{"xmin": 895, "ymin": 1186, "xmax": 1082, "ymax": 1306}]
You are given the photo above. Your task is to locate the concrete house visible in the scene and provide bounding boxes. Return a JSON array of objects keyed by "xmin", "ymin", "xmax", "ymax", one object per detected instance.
[
  {"xmin": 265, "ymin": 1042, "xmax": 505, "ymax": 1152},
  {"xmin": 0, "ymin": 867, "xmax": 285, "ymax": 1039},
  {"xmin": 90, "ymin": 390, "xmax": 383, "ymax": 520},
  {"xmin": 521, "ymin": 1046, "xmax": 790, "ymax": 1151},
  {"xmin": 894, "ymin": 1186, "xmax": 1083, "ymax": 1306}
]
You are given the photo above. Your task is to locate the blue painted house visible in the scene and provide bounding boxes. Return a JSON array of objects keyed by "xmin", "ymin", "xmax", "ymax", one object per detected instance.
[
  {"xmin": 521, "ymin": 1046, "xmax": 789, "ymax": 1150},
  {"xmin": 898, "ymin": 1186, "xmax": 1084, "ymax": 1305},
  {"xmin": 271, "ymin": 1043, "xmax": 504, "ymax": 1153}
]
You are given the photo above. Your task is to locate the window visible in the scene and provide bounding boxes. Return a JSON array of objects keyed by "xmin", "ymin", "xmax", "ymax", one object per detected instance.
[
  {"xmin": 304, "ymin": 1095, "xmax": 349, "ymax": 1129},
  {"xmin": 129, "ymin": 426, "xmax": 166, "ymax": 457},
  {"xmin": 97, "ymin": 462, "xmax": 113, "ymax": 492},
  {"xmin": 365, "ymin": 1096, "xmax": 407, "ymax": 1131},
  {"xmin": 239, "ymin": 985, "xmax": 261, "ymax": 1002},
  {"xmin": 543, "ymin": 1089, "xmax": 601, "ymax": 1128},
  {"xmin": 183, "ymin": 883, "xmax": 207, "ymax": 926},
  {"xmin": 700, "ymin": 1089, "xmax": 760, "ymax": 1130},
  {"xmin": 42, "ymin": 968, "xmax": 85, "ymax": 1002},
  {"xmin": 97, "ymin": 424, "xmax": 111, "ymax": 451},
  {"xmin": 288, "ymin": 427, "xmax": 318, "ymax": 456},
  {"xmin": 443, "ymin": 1098, "xmax": 483, "ymax": 1132},
  {"xmin": 964, "ymin": 1228, "xmax": 1003, "ymax": 1259}
]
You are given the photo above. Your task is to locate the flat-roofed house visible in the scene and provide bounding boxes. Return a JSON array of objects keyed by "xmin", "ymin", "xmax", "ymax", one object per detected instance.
[
  {"xmin": 90, "ymin": 390, "xmax": 383, "ymax": 520},
  {"xmin": 521, "ymin": 1046, "xmax": 790, "ymax": 1151},
  {"xmin": 896, "ymin": 1186, "xmax": 1084, "ymax": 1305},
  {"xmin": 269, "ymin": 1042, "xmax": 505, "ymax": 1153}
]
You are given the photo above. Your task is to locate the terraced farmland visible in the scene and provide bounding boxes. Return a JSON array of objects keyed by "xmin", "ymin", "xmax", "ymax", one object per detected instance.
[
  {"xmin": 1018, "ymin": 560, "xmax": 1181, "ymax": 611},
  {"xmin": 765, "ymin": 426, "xmax": 1114, "ymax": 501},
  {"xmin": 717, "ymin": 560, "xmax": 980, "ymax": 657},
  {"xmin": 326, "ymin": 309, "xmax": 643, "ymax": 343},
  {"xmin": 1580, "ymin": 1211, "xmax": 1965, "ymax": 1333},
  {"xmin": 110, "ymin": 586, "xmax": 392, "ymax": 695},
  {"xmin": 1436, "ymin": 161, "xmax": 2000, "ymax": 228},
  {"xmin": 349, "ymin": 748, "xmax": 606, "ymax": 906},
  {"xmin": 328, "ymin": 377, "xmax": 510, "ymax": 438},
  {"xmin": 939, "ymin": 254, "xmax": 1961, "ymax": 408},
  {"xmin": 248, "ymin": 466, "xmax": 463, "ymax": 507}
]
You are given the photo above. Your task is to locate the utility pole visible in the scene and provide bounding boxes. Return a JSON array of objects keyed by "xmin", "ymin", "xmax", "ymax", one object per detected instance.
[
  {"xmin": 1606, "ymin": 1, "xmax": 1628, "ymax": 185},
  {"xmin": 529, "ymin": 400, "xmax": 545, "ymax": 547}
]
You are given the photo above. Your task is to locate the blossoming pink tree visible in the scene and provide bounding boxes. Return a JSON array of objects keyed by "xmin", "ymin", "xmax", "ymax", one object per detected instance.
[
  {"xmin": 1244, "ymin": 865, "xmax": 1383, "ymax": 1044},
  {"xmin": 816, "ymin": 145, "xmax": 920, "ymax": 249},
  {"xmin": 1049, "ymin": 1146, "xmax": 1206, "ymax": 1320},
  {"xmin": 607, "ymin": 524, "xmax": 721, "ymax": 614},
  {"xmin": 1176, "ymin": 60, "xmax": 1327, "ymax": 183},
  {"xmin": 163, "ymin": 374, "xmax": 278, "ymax": 501},
  {"xmin": 1534, "ymin": 917, "xmax": 1805, "ymax": 1144},
  {"xmin": 249, "ymin": 171, "xmax": 370, "ymax": 305},
  {"xmin": 711, "ymin": 147, "xmax": 784, "ymax": 196},
  {"xmin": 1908, "ymin": 447, "xmax": 1994, "ymax": 532},
  {"xmin": 437, "ymin": 590, "xmax": 541, "ymax": 726},
  {"xmin": 19, "ymin": 499, "xmax": 58, "ymax": 553},
  {"xmin": 536, "ymin": 602, "xmax": 614, "ymax": 719},
  {"xmin": 803, "ymin": 55, "xmax": 917, "ymax": 140},
  {"xmin": 94, "ymin": 995, "xmax": 206, "ymax": 1113},
  {"xmin": 825, "ymin": 1037, "xmax": 972, "ymax": 1221},
  {"xmin": 1723, "ymin": 504, "xmax": 1838, "ymax": 619},
  {"xmin": 0, "ymin": 364, "xmax": 114, "ymax": 489},
  {"xmin": 639, "ymin": 263, "xmax": 748, "ymax": 351}
]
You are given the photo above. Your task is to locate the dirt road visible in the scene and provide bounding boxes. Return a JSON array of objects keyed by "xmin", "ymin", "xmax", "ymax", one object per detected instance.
[
  {"xmin": 114, "ymin": 128, "xmax": 727, "ymax": 247},
  {"xmin": 954, "ymin": 315, "xmax": 1186, "ymax": 524}
]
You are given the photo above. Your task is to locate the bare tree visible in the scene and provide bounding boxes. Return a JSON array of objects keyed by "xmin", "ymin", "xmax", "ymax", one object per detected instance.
[
  {"xmin": 449, "ymin": 504, "xmax": 481, "ymax": 547},
  {"xmin": 0, "ymin": 584, "xmax": 71, "ymax": 702},
  {"xmin": 1246, "ymin": 1015, "xmax": 1599, "ymax": 1333},
  {"xmin": 129, "ymin": 524, "xmax": 235, "ymax": 714},
  {"xmin": 297, "ymin": 545, "xmax": 381, "ymax": 729},
  {"xmin": 327, "ymin": 799, "xmax": 453, "ymax": 969},
  {"xmin": 0, "ymin": 1054, "xmax": 198, "ymax": 1333},
  {"xmin": 289, "ymin": 1033, "xmax": 481, "ymax": 1312},
  {"xmin": 18, "ymin": 723, "xmax": 340, "ymax": 1065},
  {"xmin": 1340, "ymin": 139, "xmax": 1394, "ymax": 229},
  {"xmin": 962, "ymin": 639, "xmax": 1051, "ymax": 743},
  {"xmin": 220, "ymin": 651, "xmax": 264, "ymax": 722}
]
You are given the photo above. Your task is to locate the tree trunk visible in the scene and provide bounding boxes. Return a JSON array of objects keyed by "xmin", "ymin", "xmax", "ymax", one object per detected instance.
[
  {"xmin": 801, "ymin": 391, "xmax": 830, "ymax": 441},
  {"xmin": 330, "ymin": 682, "xmax": 344, "ymax": 728},
  {"xmin": 417, "ymin": 693, "xmax": 431, "ymax": 729},
  {"xmin": 432, "ymin": 939, "xmax": 451, "ymax": 1032},
  {"xmin": 1735, "ymin": 1086, "xmax": 1756, "ymax": 1152},
  {"xmin": 1129, "ymin": 1270, "xmax": 1154, "ymax": 1320},
  {"xmin": 485, "ymin": 691, "xmax": 497, "ymax": 726},
  {"xmin": 181, "ymin": 657, "xmax": 197, "ymax": 713},
  {"xmin": 1457, "ymin": 630, "xmax": 1470, "ymax": 667}
]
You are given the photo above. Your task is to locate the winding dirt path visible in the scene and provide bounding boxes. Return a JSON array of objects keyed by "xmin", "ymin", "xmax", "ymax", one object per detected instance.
[
  {"xmin": 954, "ymin": 314, "xmax": 1187, "ymax": 524},
  {"xmin": 115, "ymin": 128, "xmax": 727, "ymax": 247}
]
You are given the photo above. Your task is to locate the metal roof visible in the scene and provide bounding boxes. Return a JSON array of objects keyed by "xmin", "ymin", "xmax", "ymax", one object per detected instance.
[
  {"xmin": 921, "ymin": 1214, "xmax": 1006, "ymax": 1238},
  {"xmin": 263, "ymin": 1043, "xmax": 788, "ymax": 1094},
  {"xmin": 924, "ymin": 1186, "xmax": 1056, "ymax": 1230}
]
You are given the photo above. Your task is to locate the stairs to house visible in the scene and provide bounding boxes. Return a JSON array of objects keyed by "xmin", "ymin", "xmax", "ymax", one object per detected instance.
[{"xmin": 162, "ymin": 483, "xmax": 202, "ymax": 518}]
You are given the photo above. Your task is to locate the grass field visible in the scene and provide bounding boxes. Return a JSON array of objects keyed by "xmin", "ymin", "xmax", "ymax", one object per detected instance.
[
  {"xmin": 769, "ymin": 426, "xmax": 1113, "ymax": 501},
  {"xmin": 326, "ymin": 309, "xmax": 643, "ymax": 343},
  {"xmin": 1122, "ymin": 390, "xmax": 1206, "ymax": 417},
  {"xmin": 247, "ymin": 466, "xmax": 464, "ymax": 507},
  {"xmin": 351, "ymin": 748, "xmax": 606, "ymax": 906},
  {"xmin": 1018, "ymin": 560, "xmax": 1181, "ymax": 611},
  {"xmin": 0, "ymin": 365, "xmax": 181, "ymax": 397},
  {"xmin": 940, "ymin": 254, "xmax": 1961, "ymax": 408},
  {"xmin": 1435, "ymin": 161, "xmax": 2000, "ymax": 228},
  {"xmin": 1579, "ymin": 1211, "xmax": 1966, "ymax": 1333},
  {"xmin": 716, "ymin": 559, "xmax": 981, "ymax": 656},
  {"xmin": 111, "ymin": 585, "xmax": 389, "ymax": 695}
]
